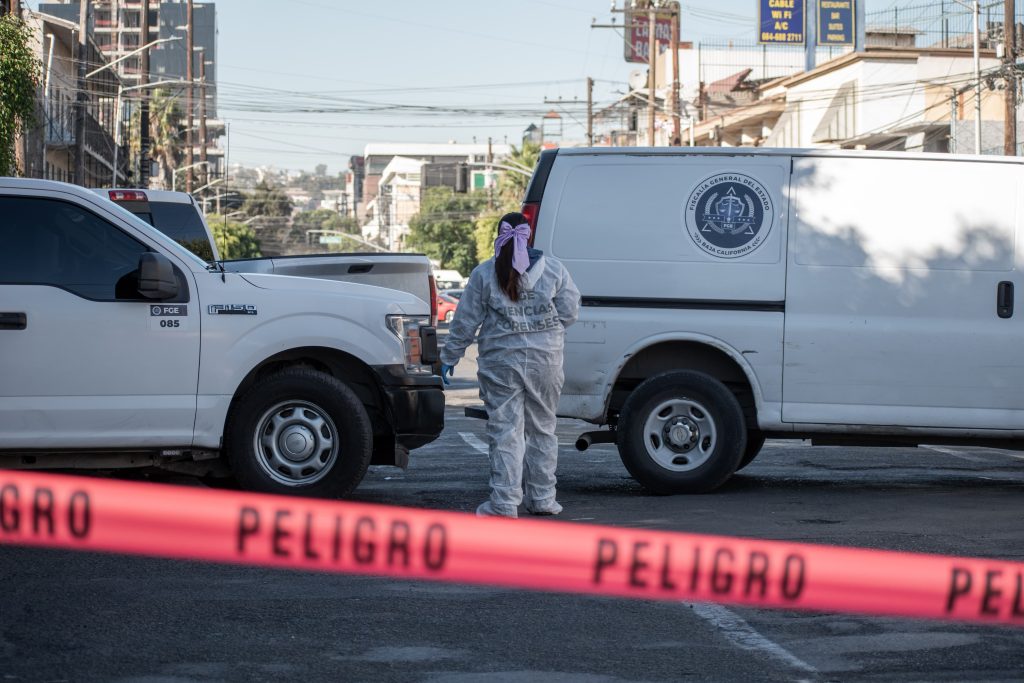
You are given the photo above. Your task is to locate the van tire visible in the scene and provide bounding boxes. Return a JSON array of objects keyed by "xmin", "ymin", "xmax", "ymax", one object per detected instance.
[
  {"xmin": 617, "ymin": 370, "xmax": 746, "ymax": 494},
  {"xmin": 736, "ymin": 431, "xmax": 767, "ymax": 471},
  {"xmin": 226, "ymin": 368, "xmax": 373, "ymax": 498}
]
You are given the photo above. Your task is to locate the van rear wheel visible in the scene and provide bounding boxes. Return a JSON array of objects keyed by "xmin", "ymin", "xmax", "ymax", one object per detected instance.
[
  {"xmin": 617, "ymin": 370, "xmax": 746, "ymax": 494},
  {"xmin": 226, "ymin": 368, "xmax": 373, "ymax": 498}
]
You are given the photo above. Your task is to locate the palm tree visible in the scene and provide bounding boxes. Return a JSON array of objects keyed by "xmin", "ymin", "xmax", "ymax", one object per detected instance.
[{"xmin": 147, "ymin": 88, "xmax": 185, "ymax": 189}]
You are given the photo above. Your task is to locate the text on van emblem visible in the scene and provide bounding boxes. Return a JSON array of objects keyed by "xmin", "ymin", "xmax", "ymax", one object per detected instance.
[{"xmin": 684, "ymin": 173, "xmax": 773, "ymax": 259}]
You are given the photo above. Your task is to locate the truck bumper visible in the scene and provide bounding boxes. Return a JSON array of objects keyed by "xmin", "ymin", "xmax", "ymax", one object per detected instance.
[{"xmin": 372, "ymin": 365, "xmax": 445, "ymax": 450}]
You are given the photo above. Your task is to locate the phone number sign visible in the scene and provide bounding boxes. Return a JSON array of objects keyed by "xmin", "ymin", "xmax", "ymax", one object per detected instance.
[{"xmin": 759, "ymin": 0, "xmax": 806, "ymax": 44}]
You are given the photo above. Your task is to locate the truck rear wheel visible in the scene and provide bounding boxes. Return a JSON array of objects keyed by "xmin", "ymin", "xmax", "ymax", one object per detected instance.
[
  {"xmin": 617, "ymin": 370, "xmax": 746, "ymax": 494},
  {"xmin": 226, "ymin": 368, "xmax": 372, "ymax": 498}
]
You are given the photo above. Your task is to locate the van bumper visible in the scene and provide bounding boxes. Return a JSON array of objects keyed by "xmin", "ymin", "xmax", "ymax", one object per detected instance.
[{"xmin": 372, "ymin": 365, "xmax": 445, "ymax": 449}]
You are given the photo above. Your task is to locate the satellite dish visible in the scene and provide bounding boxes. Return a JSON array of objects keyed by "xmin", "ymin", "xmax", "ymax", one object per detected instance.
[{"xmin": 628, "ymin": 70, "xmax": 647, "ymax": 91}]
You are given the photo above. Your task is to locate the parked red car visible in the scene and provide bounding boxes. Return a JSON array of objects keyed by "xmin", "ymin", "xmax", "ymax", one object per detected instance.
[{"xmin": 436, "ymin": 289, "xmax": 463, "ymax": 324}]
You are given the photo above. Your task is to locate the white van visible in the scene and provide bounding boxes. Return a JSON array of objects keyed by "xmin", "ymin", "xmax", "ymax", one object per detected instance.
[{"xmin": 522, "ymin": 147, "xmax": 1023, "ymax": 494}]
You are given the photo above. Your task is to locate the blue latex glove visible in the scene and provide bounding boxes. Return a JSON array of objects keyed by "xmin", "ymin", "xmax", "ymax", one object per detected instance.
[{"xmin": 440, "ymin": 363, "xmax": 455, "ymax": 386}]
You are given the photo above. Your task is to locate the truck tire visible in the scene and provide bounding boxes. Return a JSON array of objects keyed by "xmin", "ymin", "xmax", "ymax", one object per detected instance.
[
  {"xmin": 736, "ymin": 430, "xmax": 767, "ymax": 471},
  {"xmin": 226, "ymin": 368, "xmax": 373, "ymax": 498},
  {"xmin": 617, "ymin": 370, "xmax": 746, "ymax": 494}
]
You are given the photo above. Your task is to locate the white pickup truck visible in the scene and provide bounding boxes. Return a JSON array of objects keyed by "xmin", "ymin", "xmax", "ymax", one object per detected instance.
[{"xmin": 0, "ymin": 179, "xmax": 444, "ymax": 498}]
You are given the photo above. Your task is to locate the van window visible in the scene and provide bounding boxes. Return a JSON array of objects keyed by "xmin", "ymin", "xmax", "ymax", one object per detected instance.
[{"xmin": 146, "ymin": 201, "xmax": 213, "ymax": 261}]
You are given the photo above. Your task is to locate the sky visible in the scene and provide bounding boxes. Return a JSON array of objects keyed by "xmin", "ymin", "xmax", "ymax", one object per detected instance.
[
  {"xmin": 27, "ymin": 0, "xmax": 913, "ymax": 174},
  {"xmin": 209, "ymin": 0, "xmax": 781, "ymax": 173}
]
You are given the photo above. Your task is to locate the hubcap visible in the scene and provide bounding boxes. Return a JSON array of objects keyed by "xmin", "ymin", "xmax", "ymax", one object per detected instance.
[
  {"xmin": 253, "ymin": 400, "xmax": 339, "ymax": 487},
  {"xmin": 642, "ymin": 398, "xmax": 718, "ymax": 472}
]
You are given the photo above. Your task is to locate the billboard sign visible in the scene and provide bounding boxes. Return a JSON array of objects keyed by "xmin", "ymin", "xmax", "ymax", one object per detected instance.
[
  {"xmin": 817, "ymin": 0, "xmax": 855, "ymax": 45},
  {"xmin": 624, "ymin": 8, "xmax": 675, "ymax": 63},
  {"xmin": 758, "ymin": 0, "xmax": 806, "ymax": 44}
]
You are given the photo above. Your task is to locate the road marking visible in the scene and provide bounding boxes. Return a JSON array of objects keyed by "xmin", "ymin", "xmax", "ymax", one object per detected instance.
[
  {"xmin": 689, "ymin": 603, "xmax": 818, "ymax": 675},
  {"xmin": 459, "ymin": 432, "xmax": 489, "ymax": 455},
  {"xmin": 921, "ymin": 445, "xmax": 988, "ymax": 463}
]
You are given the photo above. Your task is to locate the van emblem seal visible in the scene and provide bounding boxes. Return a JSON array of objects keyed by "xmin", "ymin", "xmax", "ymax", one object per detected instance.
[{"xmin": 684, "ymin": 173, "xmax": 773, "ymax": 259}]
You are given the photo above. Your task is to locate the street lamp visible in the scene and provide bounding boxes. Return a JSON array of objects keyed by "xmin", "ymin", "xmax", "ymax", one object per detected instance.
[
  {"xmin": 111, "ymin": 79, "xmax": 195, "ymax": 187},
  {"xmin": 173, "ymin": 161, "xmax": 209, "ymax": 191},
  {"xmin": 85, "ymin": 36, "xmax": 182, "ymax": 79}
]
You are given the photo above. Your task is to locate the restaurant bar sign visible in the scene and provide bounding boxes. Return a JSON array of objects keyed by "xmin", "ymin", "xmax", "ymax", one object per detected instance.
[
  {"xmin": 759, "ymin": 0, "xmax": 805, "ymax": 44},
  {"xmin": 817, "ymin": 0, "xmax": 854, "ymax": 45}
]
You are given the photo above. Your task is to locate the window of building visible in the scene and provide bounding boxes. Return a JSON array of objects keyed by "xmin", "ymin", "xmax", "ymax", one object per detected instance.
[{"xmin": 0, "ymin": 197, "xmax": 151, "ymax": 300}]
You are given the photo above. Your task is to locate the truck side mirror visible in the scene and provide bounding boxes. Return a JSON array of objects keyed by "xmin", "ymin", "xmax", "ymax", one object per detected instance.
[{"xmin": 138, "ymin": 252, "xmax": 179, "ymax": 300}]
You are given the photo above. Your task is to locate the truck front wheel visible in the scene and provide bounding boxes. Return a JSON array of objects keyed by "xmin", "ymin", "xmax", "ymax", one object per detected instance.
[
  {"xmin": 617, "ymin": 370, "xmax": 746, "ymax": 494},
  {"xmin": 226, "ymin": 368, "xmax": 373, "ymax": 498}
]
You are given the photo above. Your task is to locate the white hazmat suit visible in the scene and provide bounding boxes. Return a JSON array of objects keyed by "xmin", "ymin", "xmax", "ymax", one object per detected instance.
[{"xmin": 441, "ymin": 249, "xmax": 580, "ymax": 517}]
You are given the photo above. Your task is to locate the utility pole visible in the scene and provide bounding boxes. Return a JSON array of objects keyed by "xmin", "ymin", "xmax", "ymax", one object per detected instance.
[
  {"xmin": 646, "ymin": 7, "xmax": 656, "ymax": 146},
  {"xmin": 972, "ymin": 0, "xmax": 982, "ymax": 154},
  {"xmin": 1005, "ymin": 0, "xmax": 1017, "ymax": 156},
  {"xmin": 140, "ymin": 0, "xmax": 151, "ymax": 186},
  {"xmin": 670, "ymin": 5, "xmax": 681, "ymax": 145},
  {"xmin": 586, "ymin": 77, "xmax": 594, "ymax": 145},
  {"xmin": 185, "ymin": 0, "xmax": 194, "ymax": 192},
  {"xmin": 199, "ymin": 50, "xmax": 208, "ymax": 189},
  {"xmin": 73, "ymin": 0, "xmax": 88, "ymax": 185}
]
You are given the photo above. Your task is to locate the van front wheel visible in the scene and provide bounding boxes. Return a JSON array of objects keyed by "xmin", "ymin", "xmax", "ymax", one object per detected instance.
[
  {"xmin": 617, "ymin": 371, "xmax": 746, "ymax": 494},
  {"xmin": 226, "ymin": 368, "xmax": 373, "ymax": 498}
]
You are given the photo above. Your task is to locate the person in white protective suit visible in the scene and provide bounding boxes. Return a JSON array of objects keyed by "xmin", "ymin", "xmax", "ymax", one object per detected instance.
[{"xmin": 440, "ymin": 212, "xmax": 581, "ymax": 518}]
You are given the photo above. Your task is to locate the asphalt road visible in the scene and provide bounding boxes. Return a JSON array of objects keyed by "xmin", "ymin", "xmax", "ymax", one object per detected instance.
[{"xmin": 2, "ymin": 342, "xmax": 1024, "ymax": 681}]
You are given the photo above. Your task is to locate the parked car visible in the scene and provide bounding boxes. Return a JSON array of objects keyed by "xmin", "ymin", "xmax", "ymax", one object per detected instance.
[
  {"xmin": 433, "ymin": 269, "xmax": 466, "ymax": 290},
  {"xmin": 97, "ymin": 188, "xmax": 437, "ymax": 310},
  {"xmin": 2, "ymin": 179, "xmax": 444, "ymax": 498},
  {"xmin": 522, "ymin": 147, "xmax": 1024, "ymax": 494},
  {"xmin": 436, "ymin": 289, "xmax": 463, "ymax": 324}
]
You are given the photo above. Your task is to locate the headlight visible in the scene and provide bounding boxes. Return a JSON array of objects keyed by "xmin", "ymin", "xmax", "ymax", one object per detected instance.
[{"xmin": 386, "ymin": 314, "xmax": 433, "ymax": 375}]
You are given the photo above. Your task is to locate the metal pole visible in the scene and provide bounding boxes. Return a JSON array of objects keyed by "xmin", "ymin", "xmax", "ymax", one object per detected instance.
[
  {"xmin": 951, "ymin": 87, "xmax": 959, "ymax": 154},
  {"xmin": 1005, "ymin": 0, "xmax": 1017, "ymax": 155},
  {"xmin": 586, "ymin": 77, "xmax": 594, "ymax": 145},
  {"xmin": 185, "ymin": 0, "xmax": 194, "ymax": 192},
  {"xmin": 671, "ymin": 5, "xmax": 681, "ymax": 145},
  {"xmin": 973, "ymin": 0, "xmax": 982, "ymax": 154},
  {"xmin": 647, "ymin": 7, "xmax": 656, "ymax": 146},
  {"xmin": 74, "ymin": 0, "xmax": 88, "ymax": 185},
  {"xmin": 112, "ymin": 85, "xmax": 122, "ymax": 187},
  {"xmin": 140, "ymin": 0, "xmax": 151, "ymax": 186},
  {"xmin": 805, "ymin": 0, "xmax": 817, "ymax": 73},
  {"xmin": 199, "ymin": 51, "xmax": 207, "ymax": 187}
]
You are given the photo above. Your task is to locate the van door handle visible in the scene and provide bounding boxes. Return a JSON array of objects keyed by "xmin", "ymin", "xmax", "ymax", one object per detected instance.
[
  {"xmin": 0, "ymin": 312, "xmax": 27, "ymax": 330},
  {"xmin": 997, "ymin": 282, "xmax": 1014, "ymax": 319}
]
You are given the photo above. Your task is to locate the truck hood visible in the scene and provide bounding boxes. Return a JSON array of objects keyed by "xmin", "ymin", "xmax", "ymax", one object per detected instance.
[{"xmin": 238, "ymin": 272, "xmax": 427, "ymax": 314}]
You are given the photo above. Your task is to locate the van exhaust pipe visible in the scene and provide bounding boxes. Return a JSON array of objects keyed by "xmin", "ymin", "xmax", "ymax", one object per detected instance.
[{"xmin": 575, "ymin": 430, "xmax": 616, "ymax": 452}]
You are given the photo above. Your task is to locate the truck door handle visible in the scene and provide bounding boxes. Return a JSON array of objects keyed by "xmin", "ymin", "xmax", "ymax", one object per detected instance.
[
  {"xmin": 997, "ymin": 281, "xmax": 1014, "ymax": 319},
  {"xmin": 0, "ymin": 312, "xmax": 27, "ymax": 330}
]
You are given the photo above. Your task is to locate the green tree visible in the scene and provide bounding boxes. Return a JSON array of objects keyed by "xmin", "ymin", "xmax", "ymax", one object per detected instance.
[
  {"xmin": 293, "ymin": 208, "xmax": 338, "ymax": 231},
  {"xmin": 208, "ymin": 214, "xmax": 262, "ymax": 259},
  {"xmin": 469, "ymin": 143, "xmax": 539, "ymax": 264},
  {"xmin": 242, "ymin": 180, "xmax": 292, "ymax": 217},
  {"xmin": 321, "ymin": 213, "xmax": 360, "ymax": 234},
  {"xmin": 497, "ymin": 141, "xmax": 540, "ymax": 209},
  {"xmin": 406, "ymin": 187, "xmax": 486, "ymax": 276},
  {"xmin": 473, "ymin": 209, "xmax": 504, "ymax": 264},
  {"xmin": 0, "ymin": 14, "xmax": 42, "ymax": 176},
  {"xmin": 148, "ymin": 88, "xmax": 185, "ymax": 189}
]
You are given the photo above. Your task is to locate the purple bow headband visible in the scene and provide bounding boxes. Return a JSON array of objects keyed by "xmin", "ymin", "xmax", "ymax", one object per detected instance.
[{"xmin": 494, "ymin": 221, "xmax": 531, "ymax": 274}]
